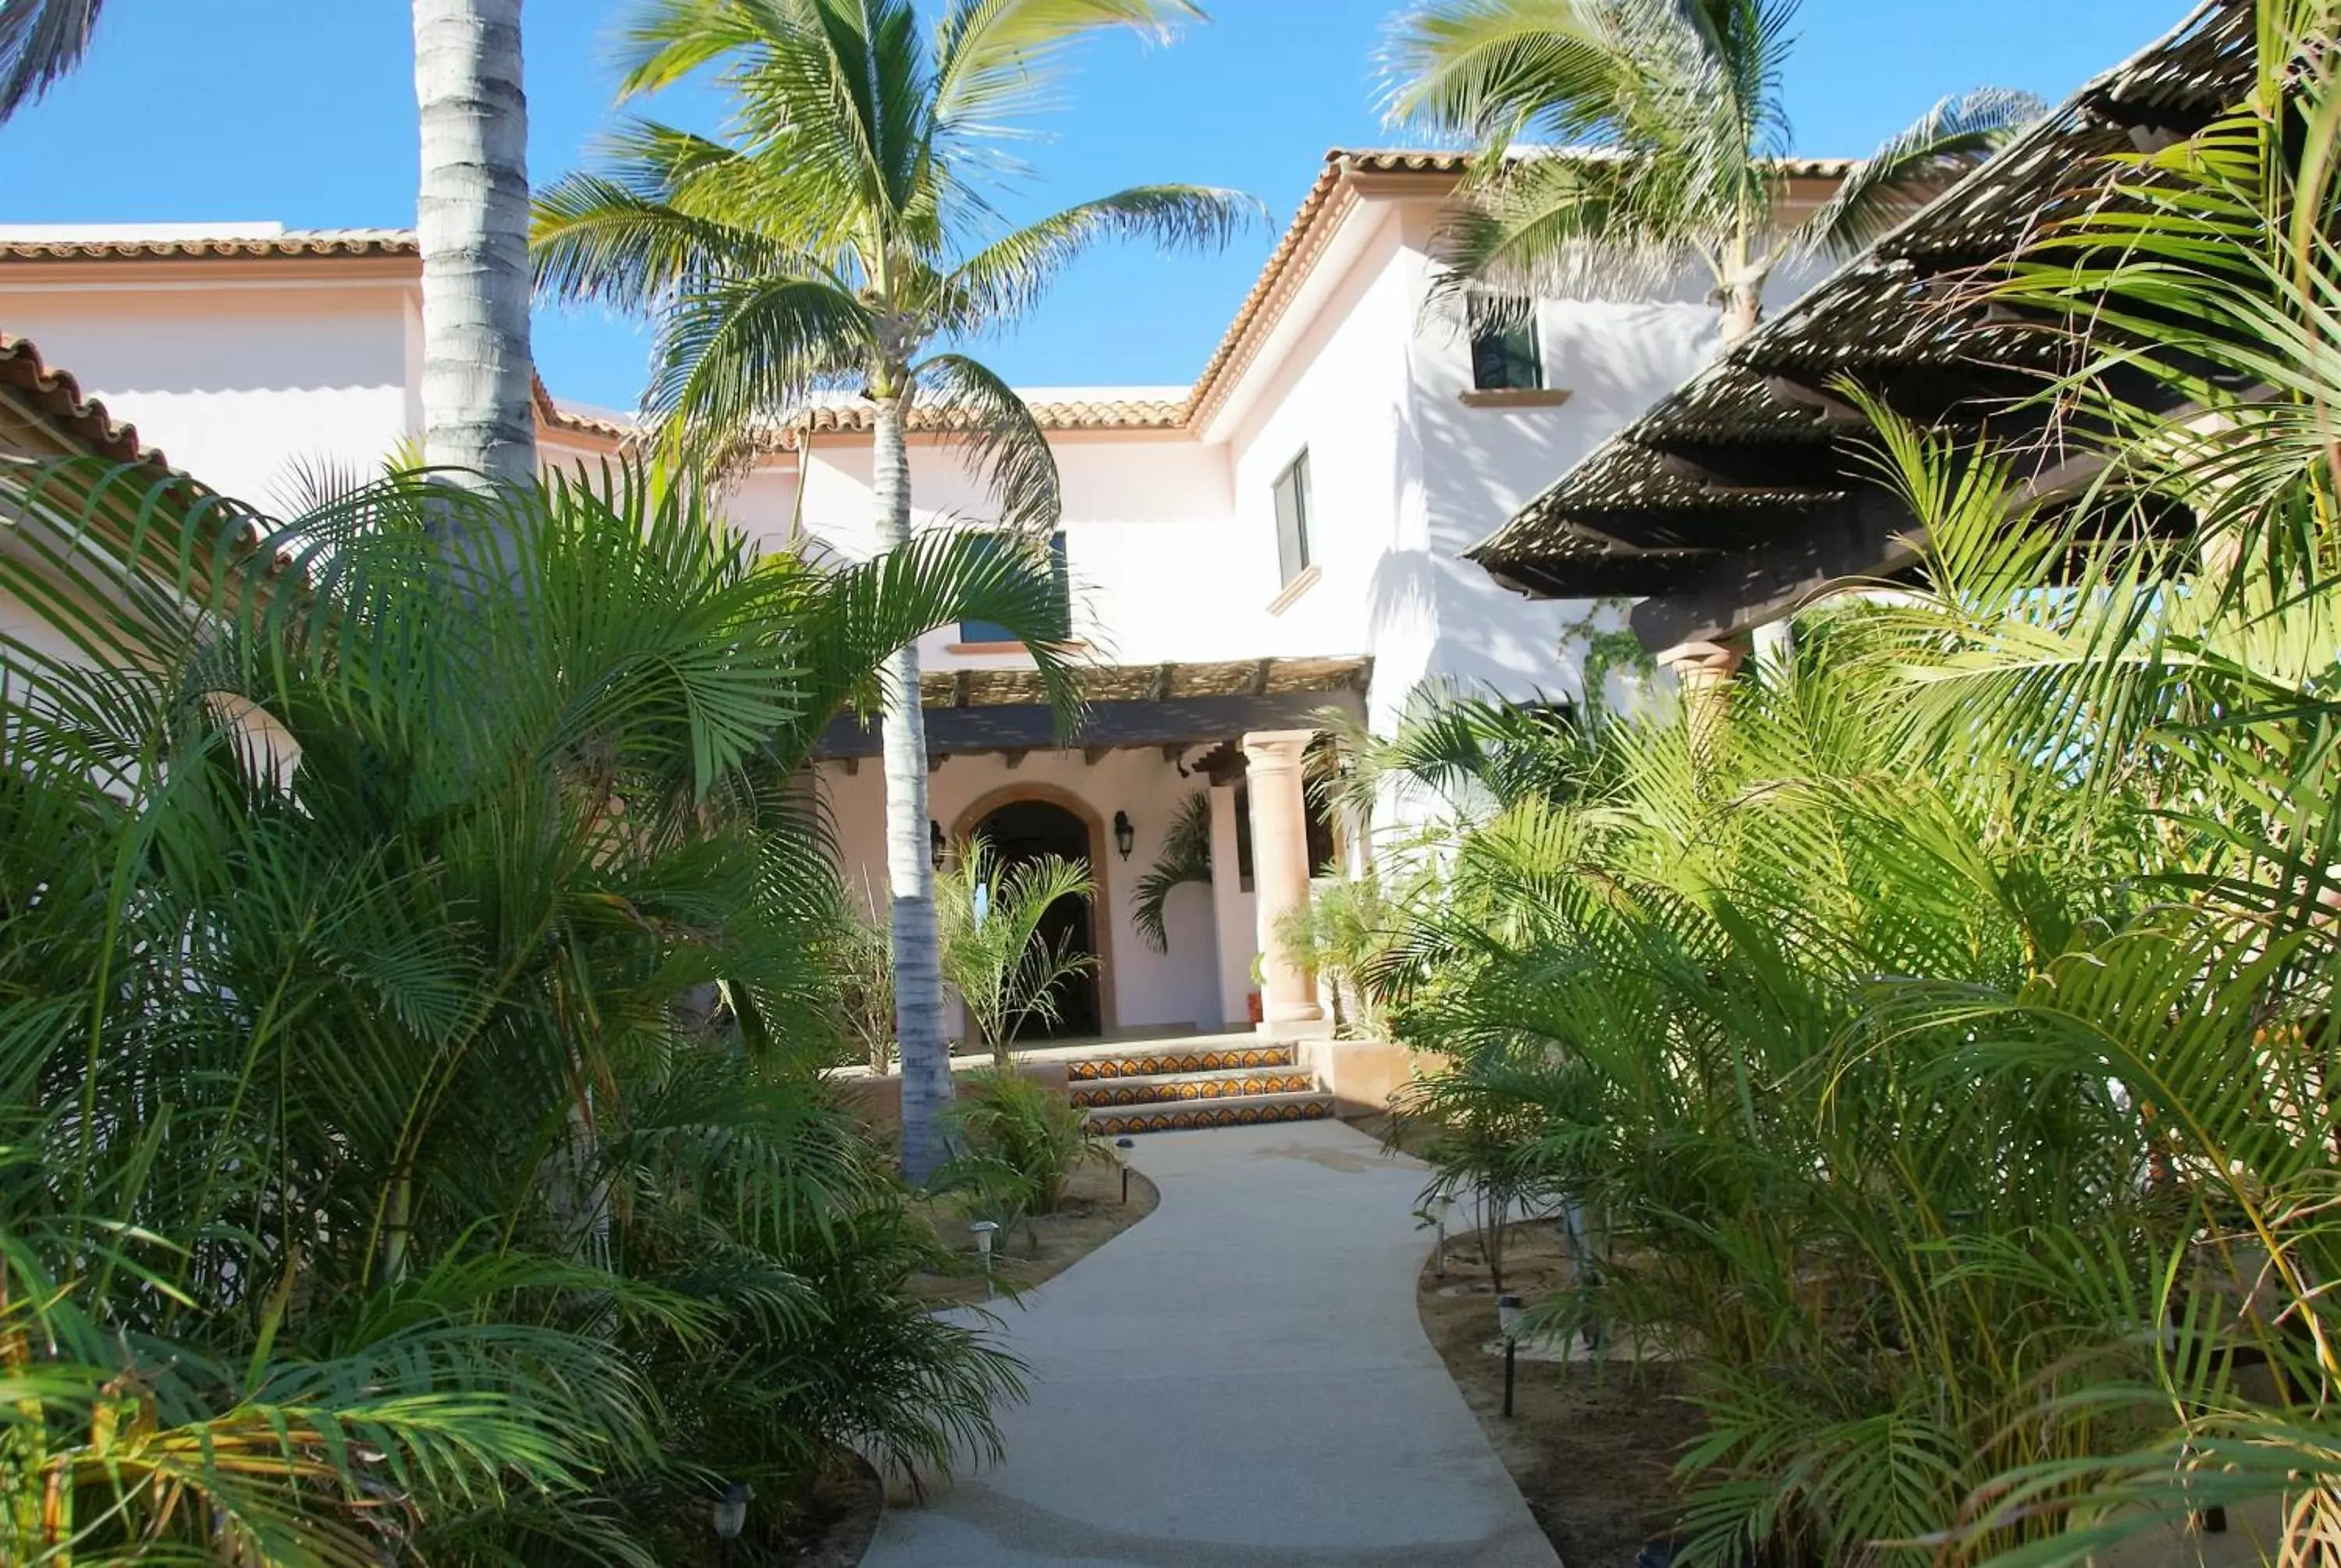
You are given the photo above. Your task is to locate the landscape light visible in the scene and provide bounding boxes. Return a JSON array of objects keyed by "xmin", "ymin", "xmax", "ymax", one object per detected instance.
[
  {"xmin": 1496, "ymin": 1293, "xmax": 1526, "ymax": 1419},
  {"xmin": 970, "ymin": 1219, "xmax": 1000, "ymax": 1298},
  {"xmin": 712, "ymin": 1481, "xmax": 752, "ymax": 1566}
]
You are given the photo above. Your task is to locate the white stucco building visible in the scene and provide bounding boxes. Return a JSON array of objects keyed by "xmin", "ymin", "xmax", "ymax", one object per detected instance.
[{"xmin": 0, "ymin": 148, "xmax": 1845, "ymax": 1048}]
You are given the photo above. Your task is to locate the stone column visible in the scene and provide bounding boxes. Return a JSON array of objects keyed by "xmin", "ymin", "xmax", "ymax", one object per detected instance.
[
  {"xmin": 1657, "ymin": 639, "xmax": 1744, "ymax": 759},
  {"xmin": 1241, "ymin": 729, "xmax": 1324, "ymax": 1030},
  {"xmin": 1206, "ymin": 781, "xmax": 1254, "ymax": 1030}
]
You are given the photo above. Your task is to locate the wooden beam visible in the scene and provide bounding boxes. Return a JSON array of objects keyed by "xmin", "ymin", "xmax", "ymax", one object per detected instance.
[
  {"xmin": 929, "ymin": 753, "xmax": 948, "ymax": 773},
  {"xmin": 1082, "ymin": 746, "xmax": 1112, "ymax": 766},
  {"xmin": 1761, "ymin": 373, "xmax": 1867, "ymax": 427},
  {"xmin": 1003, "ymin": 749, "xmax": 1028, "ymax": 771},
  {"xmin": 1160, "ymin": 743, "xmax": 1187, "ymax": 764},
  {"xmin": 841, "ymin": 756, "xmax": 860, "ymax": 777}
]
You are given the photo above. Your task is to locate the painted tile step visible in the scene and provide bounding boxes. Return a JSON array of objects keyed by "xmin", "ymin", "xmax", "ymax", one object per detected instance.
[
  {"xmin": 1064, "ymin": 1043, "xmax": 1297, "ymax": 1082},
  {"xmin": 1069, "ymin": 1070, "xmax": 1318, "ymax": 1109},
  {"xmin": 1084, "ymin": 1091, "xmax": 1336, "ymax": 1137}
]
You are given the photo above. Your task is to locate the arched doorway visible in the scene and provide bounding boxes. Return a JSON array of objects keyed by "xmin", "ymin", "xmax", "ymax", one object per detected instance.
[{"xmin": 957, "ymin": 793, "xmax": 1106, "ymax": 1041}]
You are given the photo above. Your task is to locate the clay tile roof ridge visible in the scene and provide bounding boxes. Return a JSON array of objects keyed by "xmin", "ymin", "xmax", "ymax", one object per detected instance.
[
  {"xmin": 0, "ymin": 332, "xmax": 167, "ymax": 467},
  {"xmin": 0, "ymin": 229, "xmax": 418, "ymax": 261}
]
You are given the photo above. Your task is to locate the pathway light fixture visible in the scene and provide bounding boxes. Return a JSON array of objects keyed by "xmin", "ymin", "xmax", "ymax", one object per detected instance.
[
  {"xmin": 1113, "ymin": 811, "xmax": 1135, "ymax": 860},
  {"xmin": 1433, "ymin": 1193, "xmax": 1456, "ymax": 1279},
  {"xmin": 1496, "ymin": 1293, "xmax": 1526, "ymax": 1418},
  {"xmin": 1115, "ymin": 1135, "xmax": 1135, "ymax": 1204},
  {"xmin": 970, "ymin": 1219, "xmax": 1000, "ymax": 1299},
  {"xmin": 712, "ymin": 1481, "xmax": 752, "ymax": 1567}
]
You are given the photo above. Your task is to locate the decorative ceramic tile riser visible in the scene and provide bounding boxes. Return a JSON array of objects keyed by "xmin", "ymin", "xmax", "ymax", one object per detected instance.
[
  {"xmin": 1067, "ymin": 1045, "xmax": 1297, "ymax": 1081},
  {"xmin": 1071, "ymin": 1073, "xmax": 1317, "ymax": 1108},
  {"xmin": 1088, "ymin": 1100, "xmax": 1334, "ymax": 1137}
]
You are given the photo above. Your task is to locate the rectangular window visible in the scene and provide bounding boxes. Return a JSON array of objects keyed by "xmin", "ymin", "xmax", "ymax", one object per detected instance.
[
  {"xmin": 1469, "ymin": 297, "xmax": 1543, "ymax": 392},
  {"xmin": 958, "ymin": 531, "xmax": 1071, "ymax": 645},
  {"xmin": 1272, "ymin": 451, "xmax": 1312, "ymax": 587}
]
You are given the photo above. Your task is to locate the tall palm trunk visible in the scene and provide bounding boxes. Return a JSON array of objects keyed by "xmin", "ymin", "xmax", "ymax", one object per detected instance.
[
  {"xmin": 414, "ymin": 0, "xmax": 535, "ymax": 488},
  {"xmin": 873, "ymin": 392, "xmax": 950, "ymax": 1183}
]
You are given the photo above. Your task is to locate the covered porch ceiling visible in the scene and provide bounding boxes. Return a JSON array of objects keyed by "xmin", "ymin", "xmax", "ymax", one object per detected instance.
[{"xmin": 814, "ymin": 656, "xmax": 1371, "ymax": 765}]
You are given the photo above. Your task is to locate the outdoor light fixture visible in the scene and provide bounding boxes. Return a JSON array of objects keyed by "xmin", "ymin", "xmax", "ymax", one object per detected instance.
[
  {"xmin": 712, "ymin": 1481, "xmax": 753, "ymax": 1566},
  {"xmin": 1112, "ymin": 811, "xmax": 1135, "ymax": 860},
  {"xmin": 1116, "ymin": 1135, "xmax": 1135, "ymax": 1204},
  {"xmin": 929, "ymin": 819, "xmax": 946, "ymax": 870},
  {"xmin": 1496, "ymin": 1293, "xmax": 1526, "ymax": 1419},
  {"xmin": 970, "ymin": 1219, "xmax": 1000, "ymax": 1299},
  {"xmin": 1433, "ymin": 1193, "xmax": 1457, "ymax": 1280}
]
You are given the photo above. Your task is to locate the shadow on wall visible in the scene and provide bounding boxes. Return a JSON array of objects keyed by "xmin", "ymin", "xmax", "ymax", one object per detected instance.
[{"xmin": 1373, "ymin": 298, "xmax": 1720, "ymax": 707}]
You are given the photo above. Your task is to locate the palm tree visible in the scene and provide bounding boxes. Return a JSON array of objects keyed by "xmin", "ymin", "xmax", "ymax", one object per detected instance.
[
  {"xmin": 0, "ymin": 454, "xmax": 1072, "ymax": 1560},
  {"xmin": 1381, "ymin": 0, "xmax": 2044, "ymax": 341},
  {"xmin": 414, "ymin": 0, "xmax": 537, "ymax": 485},
  {"xmin": 531, "ymin": 0, "xmax": 1255, "ymax": 1183},
  {"xmin": 938, "ymin": 839, "xmax": 1099, "ymax": 1069},
  {"xmin": 0, "ymin": 0, "xmax": 101, "ymax": 122}
]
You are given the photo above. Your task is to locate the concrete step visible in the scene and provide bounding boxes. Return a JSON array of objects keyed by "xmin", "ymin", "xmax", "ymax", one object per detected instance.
[
  {"xmin": 1064, "ymin": 1042, "xmax": 1298, "ymax": 1083},
  {"xmin": 1069, "ymin": 1068, "xmax": 1318, "ymax": 1109},
  {"xmin": 1085, "ymin": 1090, "xmax": 1337, "ymax": 1137}
]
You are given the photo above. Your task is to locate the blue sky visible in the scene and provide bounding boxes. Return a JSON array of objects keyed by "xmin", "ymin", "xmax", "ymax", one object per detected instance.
[{"xmin": 2, "ymin": 0, "xmax": 2182, "ymax": 409}]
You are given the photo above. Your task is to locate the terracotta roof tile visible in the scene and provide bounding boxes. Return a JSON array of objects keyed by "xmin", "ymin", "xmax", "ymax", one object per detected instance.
[
  {"xmin": 0, "ymin": 332, "xmax": 169, "ymax": 466},
  {"xmin": 0, "ymin": 229, "xmax": 418, "ymax": 262}
]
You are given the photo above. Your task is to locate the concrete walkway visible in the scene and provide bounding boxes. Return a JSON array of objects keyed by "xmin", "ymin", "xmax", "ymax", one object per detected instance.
[{"xmin": 866, "ymin": 1119, "xmax": 1559, "ymax": 1567}]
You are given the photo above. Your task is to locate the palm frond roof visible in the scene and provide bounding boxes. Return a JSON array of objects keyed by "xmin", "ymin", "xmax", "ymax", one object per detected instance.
[{"xmin": 1465, "ymin": 0, "xmax": 2255, "ymax": 600}]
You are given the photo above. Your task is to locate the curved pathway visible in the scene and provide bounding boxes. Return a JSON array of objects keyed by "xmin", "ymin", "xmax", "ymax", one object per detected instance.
[{"xmin": 866, "ymin": 1119, "xmax": 1559, "ymax": 1567}]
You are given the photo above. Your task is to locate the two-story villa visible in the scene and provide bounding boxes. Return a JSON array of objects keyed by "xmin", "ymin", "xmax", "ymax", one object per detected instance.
[{"xmin": 0, "ymin": 147, "xmax": 1845, "ymax": 1049}]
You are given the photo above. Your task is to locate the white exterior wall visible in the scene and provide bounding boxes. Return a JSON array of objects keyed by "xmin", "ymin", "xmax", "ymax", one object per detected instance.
[
  {"xmin": 1222, "ymin": 210, "xmax": 1421, "ymax": 722},
  {"xmin": 1, "ymin": 282, "xmax": 417, "ymax": 507}
]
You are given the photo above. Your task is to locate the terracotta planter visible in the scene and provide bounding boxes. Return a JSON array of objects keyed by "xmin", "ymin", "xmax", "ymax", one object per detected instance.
[{"xmin": 1246, "ymin": 991, "xmax": 1264, "ymax": 1025}]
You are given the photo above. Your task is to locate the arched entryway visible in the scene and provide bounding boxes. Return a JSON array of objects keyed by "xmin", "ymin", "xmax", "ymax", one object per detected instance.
[{"xmin": 953, "ymin": 787, "xmax": 1110, "ymax": 1041}]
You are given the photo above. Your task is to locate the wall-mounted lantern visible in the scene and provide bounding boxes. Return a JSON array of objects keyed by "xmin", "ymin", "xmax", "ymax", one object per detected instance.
[
  {"xmin": 1113, "ymin": 811, "xmax": 1135, "ymax": 860},
  {"xmin": 930, "ymin": 819, "xmax": 946, "ymax": 870}
]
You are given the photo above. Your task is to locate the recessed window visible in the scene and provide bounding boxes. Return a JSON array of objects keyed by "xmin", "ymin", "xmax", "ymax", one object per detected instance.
[
  {"xmin": 959, "ymin": 530, "xmax": 1071, "ymax": 645},
  {"xmin": 1272, "ymin": 451, "xmax": 1312, "ymax": 588},
  {"xmin": 1469, "ymin": 296, "xmax": 1543, "ymax": 392}
]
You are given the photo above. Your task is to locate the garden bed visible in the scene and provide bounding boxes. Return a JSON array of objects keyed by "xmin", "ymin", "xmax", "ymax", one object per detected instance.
[
  {"xmin": 772, "ymin": 1452, "xmax": 885, "ymax": 1566},
  {"xmin": 911, "ymin": 1156, "xmax": 1160, "ymax": 1307},
  {"xmin": 1418, "ymin": 1220, "xmax": 1702, "ymax": 1567}
]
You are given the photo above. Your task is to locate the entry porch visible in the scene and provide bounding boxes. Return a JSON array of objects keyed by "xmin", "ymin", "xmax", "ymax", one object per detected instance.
[{"xmin": 812, "ymin": 657, "xmax": 1370, "ymax": 1042}]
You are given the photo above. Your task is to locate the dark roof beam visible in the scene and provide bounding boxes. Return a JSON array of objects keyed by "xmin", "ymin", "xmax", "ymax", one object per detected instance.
[
  {"xmin": 1651, "ymin": 438, "xmax": 1859, "ymax": 491},
  {"xmin": 1628, "ymin": 485, "xmax": 1927, "ymax": 652}
]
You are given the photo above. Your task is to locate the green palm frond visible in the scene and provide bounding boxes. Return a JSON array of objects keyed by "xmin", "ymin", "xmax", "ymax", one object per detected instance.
[
  {"xmin": 932, "ymin": 0, "xmax": 1203, "ymax": 132},
  {"xmin": 942, "ymin": 186, "xmax": 1263, "ymax": 331},
  {"xmin": 1786, "ymin": 87, "xmax": 2046, "ymax": 261},
  {"xmin": 911, "ymin": 353, "xmax": 1065, "ymax": 530},
  {"xmin": 1385, "ymin": 0, "xmax": 2029, "ymax": 314},
  {"xmin": 1131, "ymin": 789, "xmax": 1213, "ymax": 953},
  {"xmin": 938, "ymin": 839, "xmax": 1098, "ymax": 1066},
  {"xmin": 0, "ymin": 0, "xmax": 103, "ymax": 122}
]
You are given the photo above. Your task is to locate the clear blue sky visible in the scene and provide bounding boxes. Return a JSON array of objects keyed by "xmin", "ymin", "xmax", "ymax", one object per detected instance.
[{"xmin": 1, "ymin": 0, "xmax": 2184, "ymax": 410}]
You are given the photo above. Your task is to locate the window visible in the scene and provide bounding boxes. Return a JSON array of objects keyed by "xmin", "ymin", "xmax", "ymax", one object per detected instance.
[
  {"xmin": 1271, "ymin": 451, "xmax": 1312, "ymax": 587},
  {"xmin": 1469, "ymin": 296, "xmax": 1543, "ymax": 392},
  {"xmin": 958, "ymin": 531, "xmax": 1071, "ymax": 646}
]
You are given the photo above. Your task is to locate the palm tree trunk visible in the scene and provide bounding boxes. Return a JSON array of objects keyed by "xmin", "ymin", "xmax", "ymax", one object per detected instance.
[
  {"xmin": 413, "ymin": 0, "xmax": 535, "ymax": 488},
  {"xmin": 1721, "ymin": 282, "xmax": 1763, "ymax": 346},
  {"xmin": 874, "ymin": 392, "xmax": 950, "ymax": 1183}
]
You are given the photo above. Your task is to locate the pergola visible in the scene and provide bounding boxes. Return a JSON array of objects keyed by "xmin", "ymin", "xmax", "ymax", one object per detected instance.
[
  {"xmin": 1465, "ymin": 0, "xmax": 2256, "ymax": 656},
  {"xmin": 814, "ymin": 656, "xmax": 1371, "ymax": 770}
]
